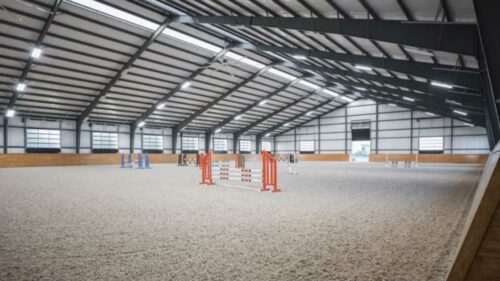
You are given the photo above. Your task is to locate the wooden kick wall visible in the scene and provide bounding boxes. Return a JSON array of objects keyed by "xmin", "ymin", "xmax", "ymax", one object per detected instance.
[{"xmin": 446, "ymin": 143, "xmax": 500, "ymax": 281}]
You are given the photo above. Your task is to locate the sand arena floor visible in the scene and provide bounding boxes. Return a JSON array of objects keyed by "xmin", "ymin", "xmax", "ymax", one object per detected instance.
[{"xmin": 0, "ymin": 162, "xmax": 482, "ymax": 281}]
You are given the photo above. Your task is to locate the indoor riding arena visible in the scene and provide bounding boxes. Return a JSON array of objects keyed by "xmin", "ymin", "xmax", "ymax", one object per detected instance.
[{"xmin": 0, "ymin": 1, "xmax": 499, "ymax": 281}]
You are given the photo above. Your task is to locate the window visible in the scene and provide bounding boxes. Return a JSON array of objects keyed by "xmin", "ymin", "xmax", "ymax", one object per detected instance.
[
  {"xmin": 419, "ymin": 137, "xmax": 444, "ymax": 154},
  {"xmin": 143, "ymin": 134, "xmax": 163, "ymax": 152},
  {"xmin": 92, "ymin": 132, "xmax": 118, "ymax": 150},
  {"xmin": 214, "ymin": 138, "xmax": 228, "ymax": 153},
  {"xmin": 261, "ymin": 141, "xmax": 272, "ymax": 152},
  {"xmin": 26, "ymin": 129, "xmax": 60, "ymax": 152},
  {"xmin": 182, "ymin": 136, "xmax": 199, "ymax": 152},
  {"xmin": 239, "ymin": 140, "xmax": 251, "ymax": 153},
  {"xmin": 299, "ymin": 140, "xmax": 315, "ymax": 154}
]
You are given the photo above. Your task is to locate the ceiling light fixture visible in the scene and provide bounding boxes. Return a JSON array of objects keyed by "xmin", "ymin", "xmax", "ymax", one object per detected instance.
[
  {"xmin": 431, "ymin": 81, "xmax": 453, "ymax": 89},
  {"xmin": 259, "ymin": 100, "xmax": 268, "ymax": 106},
  {"xmin": 156, "ymin": 103, "xmax": 166, "ymax": 109},
  {"xmin": 405, "ymin": 47, "xmax": 434, "ymax": 56},
  {"xmin": 31, "ymin": 47, "xmax": 42, "ymax": 58},
  {"xmin": 215, "ymin": 128, "xmax": 221, "ymax": 133},
  {"xmin": 284, "ymin": 123, "xmax": 290, "ymax": 126},
  {"xmin": 463, "ymin": 122, "xmax": 474, "ymax": 127},
  {"xmin": 355, "ymin": 65, "xmax": 372, "ymax": 71},
  {"xmin": 6, "ymin": 109, "xmax": 15, "ymax": 118},
  {"xmin": 341, "ymin": 96, "xmax": 354, "ymax": 102},
  {"xmin": 453, "ymin": 110, "xmax": 468, "ymax": 116},
  {"xmin": 424, "ymin": 112, "xmax": 436, "ymax": 116},
  {"xmin": 306, "ymin": 111, "xmax": 314, "ymax": 116},
  {"xmin": 267, "ymin": 68, "xmax": 297, "ymax": 81},
  {"xmin": 322, "ymin": 89, "xmax": 339, "ymax": 97},
  {"xmin": 16, "ymin": 83, "xmax": 26, "ymax": 92},
  {"xmin": 403, "ymin": 97, "xmax": 415, "ymax": 102},
  {"xmin": 292, "ymin": 55, "xmax": 307, "ymax": 60},
  {"xmin": 299, "ymin": 80, "xmax": 321, "ymax": 90},
  {"xmin": 234, "ymin": 115, "xmax": 242, "ymax": 120},
  {"xmin": 388, "ymin": 103, "xmax": 397, "ymax": 107},
  {"xmin": 265, "ymin": 133, "xmax": 271, "ymax": 137},
  {"xmin": 181, "ymin": 81, "xmax": 191, "ymax": 89},
  {"xmin": 138, "ymin": 121, "xmax": 145, "ymax": 127}
]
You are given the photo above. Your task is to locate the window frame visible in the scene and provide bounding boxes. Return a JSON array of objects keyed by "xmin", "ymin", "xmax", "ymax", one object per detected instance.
[
  {"xmin": 25, "ymin": 128, "xmax": 61, "ymax": 153},
  {"xmin": 239, "ymin": 139, "xmax": 251, "ymax": 154},
  {"xmin": 418, "ymin": 136, "xmax": 444, "ymax": 154},
  {"xmin": 181, "ymin": 136, "xmax": 199, "ymax": 153},
  {"xmin": 213, "ymin": 138, "xmax": 228, "ymax": 153},
  {"xmin": 142, "ymin": 134, "xmax": 163, "ymax": 153},
  {"xmin": 299, "ymin": 140, "xmax": 315, "ymax": 154},
  {"xmin": 92, "ymin": 131, "xmax": 119, "ymax": 153}
]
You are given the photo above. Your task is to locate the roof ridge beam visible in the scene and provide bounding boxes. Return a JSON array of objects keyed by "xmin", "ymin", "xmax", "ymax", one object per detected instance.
[
  {"xmin": 235, "ymin": 43, "xmax": 481, "ymax": 90},
  {"xmin": 173, "ymin": 15, "xmax": 478, "ymax": 56}
]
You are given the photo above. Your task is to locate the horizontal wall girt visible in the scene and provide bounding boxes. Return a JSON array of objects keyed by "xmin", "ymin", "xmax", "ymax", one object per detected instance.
[{"xmin": 174, "ymin": 16, "xmax": 478, "ymax": 56}]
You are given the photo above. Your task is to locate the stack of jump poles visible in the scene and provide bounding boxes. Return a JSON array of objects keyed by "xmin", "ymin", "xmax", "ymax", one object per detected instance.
[{"xmin": 200, "ymin": 151, "xmax": 279, "ymax": 192}]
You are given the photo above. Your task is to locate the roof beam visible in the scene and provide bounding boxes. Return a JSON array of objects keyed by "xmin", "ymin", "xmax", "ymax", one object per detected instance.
[
  {"xmin": 174, "ymin": 15, "xmax": 478, "ymax": 56},
  {"xmin": 6, "ymin": 0, "xmax": 63, "ymax": 110},
  {"xmin": 278, "ymin": 61, "xmax": 483, "ymax": 105},
  {"xmin": 209, "ymin": 77, "xmax": 306, "ymax": 132},
  {"xmin": 234, "ymin": 43, "xmax": 481, "ymax": 90},
  {"xmin": 134, "ymin": 48, "xmax": 231, "ymax": 126},
  {"xmin": 242, "ymin": 77, "xmax": 482, "ymax": 136},
  {"xmin": 258, "ymin": 99, "xmax": 347, "ymax": 137},
  {"xmin": 236, "ymin": 88, "xmax": 339, "ymax": 136},
  {"xmin": 175, "ymin": 64, "xmax": 275, "ymax": 131},
  {"xmin": 77, "ymin": 18, "xmax": 172, "ymax": 124}
]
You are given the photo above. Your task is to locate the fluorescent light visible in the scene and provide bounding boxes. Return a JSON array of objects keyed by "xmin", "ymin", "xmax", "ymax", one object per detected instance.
[
  {"xmin": 299, "ymin": 80, "xmax": 321, "ymax": 90},
  {"xmin": 403, "ymin": 97, "xmax": 415, "ymax": 102},
  {"xmin": 405, "ymin": 47, "xmax": 434, "ymax": 56},
  {"xmin": 225, "ymin": 52, "xmax": 266, "ymax": 69},
  {"xmin": 424, "ymin": 112, "xmax": 436, "ymax": 116},
  {"xmin": 388, "ymin": 103, "xmax": 397, "ymax": 107},
  {"xmin": 156, "ymin": 103, "xmax": 166, "ymax": 109},
  {"xmin": 453, "ymin": 110, "xmax": 468, "ymax": 116},
  {"xmin": 181, "ymin": 81, "xmax": 191, "ymax": 89},
  {"xmin": 162, "ymin": 28, "xmax": 222, "ymax": 53},
  {"xmin": 463, "ymin": 122, "xmax": 474, "ymax": 127},
  {"xmin": 354, "ymin": 87, "xmax": 367, "ymax": 91},
  {"xmin": 306, "ymin": 111, "xmax": 315, "ymax": 116},
  {"xmin": 284, "ymin": 123, "xmax": 290, "ymax": 127},
  {"xmin": 267, "ymin": 68, "xmax": 297, "ymax": 81},
  {"xmin": 341, "ymin": 96, "xmax": 354, "ymax": 102},
  {"xmin": 16, "ymin": 83, "xmax": 26, "ymax": 92},
  {"xmin": 322, "ymin": 89, "xmax": 339, "ymax": 97},
  {"xmin": 265, "ymin": 133, "xmax": 271, "ymax": 137},
  {"xmin": 234, "ymin": 115, "xmax": 242, "ymax": 120},
  {"xmin": 292, "ymin": 55, "xmax": 307, "ymax": 60},
  {"xmin": 6, "ymin": 109, "xmax": 15, "ymax": 117},
  {"xmin": 431, "ymin": 81, "xmax": 453, "ymax": 89},
  {"xmin": 355, "ymin": 65, "xmax": 372, "ymax": 71},
  {"xmin": 138, "ymin": 121, "xmax": 145, "ymax": 127},
  {"xmin": 215, "ymin": 128, "xmax": 221, "ymax": 133},
  {"xmin": 446, "ymin": 99, "xmax": 462, "ymax": 106},
  {"xmin": 31, "ymin": 47, "xmax": 42, "ymax": 58},
  {"xmin": 67, "ymin": 0, "xmax": 159, "ymax": 31},
  {"xmin": 259, "ymin": 100, "xmax": 268, "ymax": 106}
]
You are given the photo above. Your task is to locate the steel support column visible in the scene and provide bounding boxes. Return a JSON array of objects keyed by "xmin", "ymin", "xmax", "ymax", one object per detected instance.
[
  {"xmin": 474, "ymin": 0, "xmax": 500, "ymax": 146},
  {"xmin": 171, "ymin": 128, "xmax": 177, "ymax": 154},
  {"xmin": 129, "ymin": 124, "xmax": 136, "ymax": 154},
  {"xmin": 205, "ymin": 131, "xmax": 211, "ymax": 153},
  {"xmin": 3, "ymin": 117, "xmax": 7, "ymax": 154},
  {"xmin": 233, "ymin": 133, "xmax": 239, "ymax": 154},
  {"xmin": 255, "ymin": 134, "xmax": 262, "ymax": 154},
  {"xmin": 76, "ymin": 120, "xmax": 81, "ymax": 154}
]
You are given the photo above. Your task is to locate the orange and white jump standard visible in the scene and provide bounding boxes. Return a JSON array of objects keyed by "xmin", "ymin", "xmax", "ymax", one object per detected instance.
[{"xmin": 199, "ymin": 151, "xmax": 280, "ymax": 192}]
